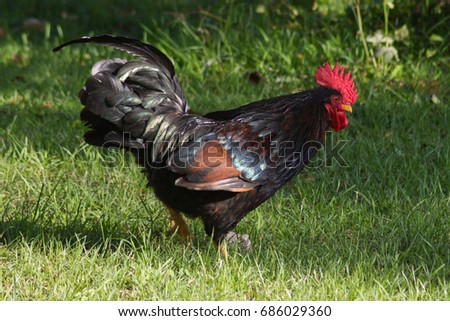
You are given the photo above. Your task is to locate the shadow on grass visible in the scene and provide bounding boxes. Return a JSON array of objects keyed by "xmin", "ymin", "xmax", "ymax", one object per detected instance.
[{"xmin": 0, "ymin": 195, "xmax": 166, "ymax": 253}]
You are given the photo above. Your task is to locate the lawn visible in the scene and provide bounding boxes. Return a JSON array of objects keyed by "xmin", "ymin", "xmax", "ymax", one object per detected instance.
[{"xmin": 0, "ymin": 0, "xmax": 448, "ymax": 300}]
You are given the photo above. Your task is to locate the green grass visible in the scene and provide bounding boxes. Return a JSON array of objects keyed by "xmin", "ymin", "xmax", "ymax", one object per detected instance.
[{"xmin": 1, "ymin": 0, "xmax": 449, "ymax": 300}]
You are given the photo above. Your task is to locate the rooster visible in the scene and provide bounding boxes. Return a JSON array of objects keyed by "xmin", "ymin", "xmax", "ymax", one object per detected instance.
[{"xmin": 54, "ymin": 35, "xmax": 357, "ymax": 256}]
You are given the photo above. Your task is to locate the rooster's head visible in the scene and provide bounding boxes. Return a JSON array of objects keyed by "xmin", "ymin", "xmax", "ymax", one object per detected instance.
[{"xmin": 314, "ymin": 62, "xmax": 358, "ymax": 132}]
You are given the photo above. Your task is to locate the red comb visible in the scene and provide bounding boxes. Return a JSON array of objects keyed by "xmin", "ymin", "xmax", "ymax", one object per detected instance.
[{"xmin": 314, "ymin": 62, "xmax": 357, "ymax": 105}]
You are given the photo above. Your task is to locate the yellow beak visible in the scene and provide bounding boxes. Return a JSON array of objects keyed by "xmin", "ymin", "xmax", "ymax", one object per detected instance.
[{"xmin": 341, "ymin": 104, "xmax": 352, "ymax": 113}]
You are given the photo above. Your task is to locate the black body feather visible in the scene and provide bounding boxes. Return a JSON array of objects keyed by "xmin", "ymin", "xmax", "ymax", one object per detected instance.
[{"xmin": 54, "ymin": 35, "xmax": 337, "ymax": 243}]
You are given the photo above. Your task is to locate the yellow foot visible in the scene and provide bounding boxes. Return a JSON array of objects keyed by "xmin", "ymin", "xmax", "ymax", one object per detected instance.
[
  {"xmin": 166, "ymin": 208, "xmax": 192, "ymax": 245},
  {"xmin": 214, "ymin": 240, "xmax": 229, "ymax": 260}
]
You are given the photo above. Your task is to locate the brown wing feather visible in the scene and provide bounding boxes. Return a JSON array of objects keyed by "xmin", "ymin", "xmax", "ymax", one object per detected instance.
[{"xmin": 173, "ymin": 140, "xmax": 257, "ymax": 192}]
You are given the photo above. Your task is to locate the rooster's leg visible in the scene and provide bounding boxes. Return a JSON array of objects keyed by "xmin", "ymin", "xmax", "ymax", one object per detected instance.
[
  {"xmin": 213, "ymin": 232, "xmax": 251, "ymax": 259},
  {"xmin": 166, "ymin": 207, "xmax": 192, "ymax": 244}
]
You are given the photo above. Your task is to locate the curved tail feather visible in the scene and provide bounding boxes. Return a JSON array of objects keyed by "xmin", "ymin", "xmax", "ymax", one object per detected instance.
[
  {"xmin": 54, "ymin": 35, "xmax": 188, "ymax": 155},
  {"xmin": 53, "ymin": 35, "xmax": 176, "ymax": 78}
]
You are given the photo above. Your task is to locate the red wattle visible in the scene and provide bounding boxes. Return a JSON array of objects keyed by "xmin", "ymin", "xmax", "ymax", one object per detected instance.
[{"xmin": 327, "ymin": 108, "xmax": 348, "ymax": 132}]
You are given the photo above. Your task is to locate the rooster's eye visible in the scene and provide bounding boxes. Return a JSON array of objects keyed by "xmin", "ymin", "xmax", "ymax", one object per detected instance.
[{"xmin": 331, "ymin": 95, "xmax": 340, "ymax": 104}]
